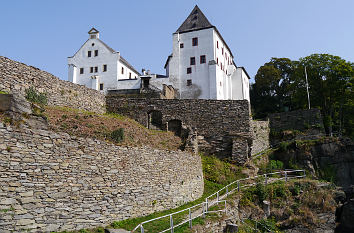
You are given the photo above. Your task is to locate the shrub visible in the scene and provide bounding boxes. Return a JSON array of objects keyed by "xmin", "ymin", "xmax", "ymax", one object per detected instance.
[
  {"xmin": 25, "ymin": 87, "xmax": 48, "ymax": 105},
  {"xmin": 111, "ymin": 128, "xmax": 125, "ymax": 143},
  {"xmin": 268, "ymin": 160, "xmax": 284, "ymax": 171}
]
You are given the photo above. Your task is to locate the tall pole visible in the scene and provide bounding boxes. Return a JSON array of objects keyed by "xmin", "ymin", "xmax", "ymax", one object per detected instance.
[{"xmin": 304, "ymin": 66, "xmax": 311, "ymax": 109}]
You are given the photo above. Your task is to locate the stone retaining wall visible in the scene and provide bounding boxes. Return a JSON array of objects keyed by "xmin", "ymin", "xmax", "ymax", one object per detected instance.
[
  {"xmin": 0, "ymin": 124, "xmax": 203, "ymax": 232},
  {"xmin": 268, "ymin": 108, "xmax": 324, "ymax": 132},
  {"xmin": 251, "ymin": 120, "xmax": 270, "ymax": 155},
  {"xmin": 0, "ymin": 56, "xmax": 105, "ymax": 113},
  {"xmin": 106, "ymin": 97, "xmax": 251, "ymax": 162}
]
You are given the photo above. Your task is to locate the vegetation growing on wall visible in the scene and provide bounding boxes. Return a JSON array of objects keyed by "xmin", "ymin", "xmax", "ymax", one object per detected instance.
[{"xmin": 25, "ymin": 86, "xmax": 48, "ymax": 105}]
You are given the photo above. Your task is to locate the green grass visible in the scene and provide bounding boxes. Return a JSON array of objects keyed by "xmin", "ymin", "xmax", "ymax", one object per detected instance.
[
  {"xmin": 111, "ymin": 179, "xmax": 223, "ymax": 232},
  {"xmin": 0, "ymin": 90, "xmax": 9, "ymax": 94}
]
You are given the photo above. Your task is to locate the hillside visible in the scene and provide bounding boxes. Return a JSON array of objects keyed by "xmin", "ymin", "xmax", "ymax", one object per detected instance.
[{"xmin": 44, "ymin": 106, "xmax": 183, "ymax": 151}]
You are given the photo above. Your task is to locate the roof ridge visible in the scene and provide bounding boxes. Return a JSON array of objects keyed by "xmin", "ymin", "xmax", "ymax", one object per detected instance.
[{"xmin": 175, "ymin": 5, "xmax": 214, "ymax": 34}]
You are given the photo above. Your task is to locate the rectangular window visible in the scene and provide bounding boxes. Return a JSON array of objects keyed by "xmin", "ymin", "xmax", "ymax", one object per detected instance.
[
  {"xmin": 192, "ymin": 37, "xmax": 198, "ymax": 46},
  {"xmin": 187, "ymin": 67, "xmax": 192, "ymax": 74},
  {"xmin": 80, "ymin": 68, "xmax": 84, "ymax": 74},
  {"xmin": 222, "ymin": 48, "xmax": 224, "ymax": 55},
  {"xmin": 103, "ymin": 64, "xmax": 107, "ymax": 72},
  {"xmin": 221, "ymin": 63, "xmax": 223, "ymax": 70},
  {"xmin": 94, "ymin": 50, "xmax": 98, "ymax": 57},
  {"xmin": 129, "ymin": 72, "xmax": 132, "ymax": 79},
  {"xmin": 121, "ymin": 67, "xmax": 124, "ymax": 74},
  {"xmin": 200, "ymin": 55, "xmax": 206, "ymax": 64},
  {"xmin": 187, "ymin": 80, "xmax": 192, "ymax": 86},
  {"xmin": 190, "ymin": 57, "xmax": 196, "ymax": 65},
  {"xmin": 100, "ymin": 83, "xmax": 104, "ymax": 90},
  {"xmin": 88, "ymin": 51, "xmax": 92, "ymax": 57},
  {"xmin": 180, "ymin": 43, "xmax": 184, "ymax": 48},
  {"xmin": 217, "ymin": 58, "xmax": 219, "ymax": 65},
  {"xmin": 90, "ymin": 67, "xmax": 93, "ymax": 73},
  {"xmin": 95, "ymin": 66, "xmax": 98, "ymax": 73},
  {"xmin": 217, "ymin": 41, "xmax": 219, "ymax": 48}
]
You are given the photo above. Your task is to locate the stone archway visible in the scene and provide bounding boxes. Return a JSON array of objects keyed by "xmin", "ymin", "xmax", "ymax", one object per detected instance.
[
  {"xmin": 167, "ymin": 119, "xmax": 182, "ymax": 137},
  {"xmin": 148, "ymin": 110, "xmax": 162, "ymax": 130}
]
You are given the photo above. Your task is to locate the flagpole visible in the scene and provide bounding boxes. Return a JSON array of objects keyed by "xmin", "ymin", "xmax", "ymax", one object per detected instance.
[{"xmin": 305, "ymin": 66, "xmax": 311, "ymax": 109}]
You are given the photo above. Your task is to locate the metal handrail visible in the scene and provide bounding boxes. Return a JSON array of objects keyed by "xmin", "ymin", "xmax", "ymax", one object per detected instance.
[{"xmin": 131, "ymin": 169, "xmax": 305, "ymax": 233}]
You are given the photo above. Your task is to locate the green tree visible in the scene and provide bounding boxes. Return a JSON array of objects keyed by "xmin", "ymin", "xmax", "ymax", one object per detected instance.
[
  {"xmin": 252, "ymin": 54, "xmax": 354, "ymax": 138},
  {"xmin": 251, "ymin": 58, "xmax": 294, "ymax": 118}
]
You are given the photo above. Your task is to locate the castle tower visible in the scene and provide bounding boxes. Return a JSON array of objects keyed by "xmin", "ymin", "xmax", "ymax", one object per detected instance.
[{"xmin": 164, "ymin": 5, "xmax": 250, "ymax": 101}]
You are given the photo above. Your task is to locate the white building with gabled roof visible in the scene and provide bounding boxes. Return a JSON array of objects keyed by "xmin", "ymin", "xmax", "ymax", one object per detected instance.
[
  {"xmin": 164, "ymin": 5, "xmax": 250, "ymax": 100},
  {"xmin": 68, "ymin": 28, "xmax": 140, "ymax": 93}
]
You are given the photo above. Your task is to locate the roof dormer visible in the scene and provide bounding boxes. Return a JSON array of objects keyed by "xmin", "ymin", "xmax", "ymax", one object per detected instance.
[{"xmin": 88, "ymin": 27, "xmax": 99, "ymax": 39}]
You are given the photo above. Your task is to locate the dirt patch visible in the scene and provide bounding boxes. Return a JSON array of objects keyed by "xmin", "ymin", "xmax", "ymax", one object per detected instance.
[{"xmin": 44, "ymin": 106, "xmax": 183, "ymax": 151}]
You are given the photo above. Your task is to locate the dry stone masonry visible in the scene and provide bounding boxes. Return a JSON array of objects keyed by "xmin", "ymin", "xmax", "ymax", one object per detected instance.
[
  {"xmin": 0, "ymin": 56, "xmax": 105, "ymax": 113},
  {"xmin": 106, "ymin": 96, "xmax": 252, "ymax": 163},
  {"xmin": 0, "ymin": 123, "xmax": 203, "ymax": 232},
  {"xmin": 251, "ymin": 120, "xmax": 270, "ymax": 155}
]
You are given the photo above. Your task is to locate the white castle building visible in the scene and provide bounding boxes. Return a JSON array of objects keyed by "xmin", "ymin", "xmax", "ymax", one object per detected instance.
[
  {"xmin": 68, "ymin": 28, "xmax": 140, "ymax": 93},
  {"xmin": 164, "ymin": 5, "xmax": 250, "ymax": 100},
  {"xmin": 67, "ymin": 5, "xmax": 250, "ymax": 101}
]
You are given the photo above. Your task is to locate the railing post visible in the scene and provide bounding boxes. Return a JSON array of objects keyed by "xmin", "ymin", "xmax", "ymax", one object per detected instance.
[
  {"xmin": 226, "ymin": 186, "xmax": 229, "ymax": 197},
  {"xmin": 202, "ymin": 203, "xmax": 206, "ymax": 218},
  {"xmin": 217, "ymin": 191, "xmax": 219, "ymax": 202},
  {"xmin": 189, "ymin": 208, "xmax": 192, "ymax": 228},
  {"xmin": 285, "ymin": 171, "xmax": 288, "ymax": 182},
  {"xmin": 170, "ymin": 214, "xmax": 174, "ymax": 233},
  {"xmin": 303, "ymin": 170, "xmax": 306, "ymax": 177},
  {"xmin": 264, "ymin": 174, "xmax": 268, "ymax": 185},
  {"xmin": 140, "ymin": 224, "xmax": 144, "ymax": 233},
  {"xmin": 205, "ymin": 198, "xmax": 208, "ymax": 212},
  {"xmin": 237, "ymin": 181, "xmax": 240, "ymax": 192}
]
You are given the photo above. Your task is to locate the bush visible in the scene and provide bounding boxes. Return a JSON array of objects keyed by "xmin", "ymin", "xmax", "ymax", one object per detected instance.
[
  {"xmin": 268, "ymin": 160, "xmax": 284, "ymax": 171},
  {"xmin": 111, "ymin": 128, "xmax": 125, "ymax": 143},
  {"xmin": 25, "ymin": 87, "xmax": 48, "ymax": 105}
]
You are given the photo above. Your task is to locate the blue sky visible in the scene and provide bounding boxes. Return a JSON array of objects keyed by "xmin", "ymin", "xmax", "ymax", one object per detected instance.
[{"xmin": 1, "ymin": 0, "xmax": 353, "ymax": 82}]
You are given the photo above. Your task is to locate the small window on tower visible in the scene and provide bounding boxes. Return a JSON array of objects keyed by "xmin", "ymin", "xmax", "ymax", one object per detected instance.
[
  {"xmin": 88, "ymin": 51, "xmax": 92, "ymax": 57},
  {"xmin": 80, "ymin": 68, "xmax": 84, "ymax": 74},
  {"xmin": 190, "ymin": 57, "xmax": 196, "ymax": 65},
  {"xmin": 103, "ymin": 64, "xmax": 107, "ymax": 72},
  {"xmin": 200, "ymin": 55, "xmax": 206, "ymax": 64},
  {"xmin": 187, "ymin": 80, "xmax": 192, "ymax": 86},
  {"xmin": 121, "ymin": 67, "xmax": 124, "ymax": 74},
  {"xmin": 100, "ymin": 83, "xmax": 104, "ymax": 90},
  {"xmin": 90, "ymin": 35, "xmax": 96, "ymax": 39},
  {"xmin": 129, "ymin": 72, "xmax": 132, "ymax": 79},
  {"xmin": 95, "ymin": 67, "xmax": 98, "ymax": 73},
  {"xmin": 187, "ymin": 67, "xmax": 192, "ymax": 74},
  {"xmin": 180, "ymin": 43, "xmax": 184, "ymax": 48},
  {"xmin": 90, "ymin": 67, "xmax": 94, "ymax": 73},
  {"xmin": 94, "ymin": 50, "xmax": 98, "ymax": 57},
  {"xmin": 192, "ymin": 37, "xmax": 198, "ymax": 46}
]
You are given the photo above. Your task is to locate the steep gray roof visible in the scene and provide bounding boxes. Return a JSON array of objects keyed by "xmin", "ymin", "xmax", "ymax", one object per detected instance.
[
  {"xmin": 119, "ymin": 56, "xmax": 141, "ymax": 75},
  {"xmin": 175, "ymin": 5, "xmax": 213, "ymax": 34}
]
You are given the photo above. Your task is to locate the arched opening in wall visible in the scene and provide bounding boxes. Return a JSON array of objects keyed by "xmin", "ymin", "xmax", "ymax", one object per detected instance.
[
  {"xmin": 168, "ymin": 119, "xmax": 182, "ymax": 137},
  {"xmin": 148, "ymin": 110, "xmax": 162, "ymax": 130}
]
